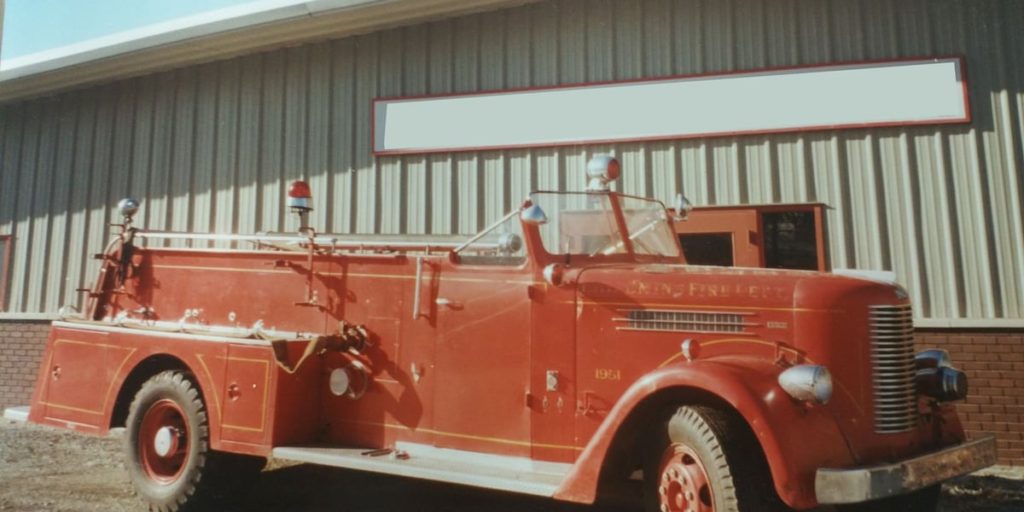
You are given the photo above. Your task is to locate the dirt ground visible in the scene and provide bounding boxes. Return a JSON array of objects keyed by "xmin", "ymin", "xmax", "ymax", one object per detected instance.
[{"xmin": 1, "ymin": 419, "xmax": 1022, "ymax": 512}]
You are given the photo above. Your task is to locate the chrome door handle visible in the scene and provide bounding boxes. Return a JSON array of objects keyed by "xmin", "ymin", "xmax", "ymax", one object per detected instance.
[
  {"xmin": 412, "ymin": 256, "xmax": 423, "ymax": 319},
  {"xmin": 435, "ymin": 298, "xmax": 463, "ymax": 309}
]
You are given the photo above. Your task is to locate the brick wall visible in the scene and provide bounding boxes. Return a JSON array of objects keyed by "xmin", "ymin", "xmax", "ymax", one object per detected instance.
[
  {"xmin": 0, "ymin": 320, "xmax": 49, "ymax": 411},
  {"xmin": 916, "ymin": 330, "xmax": 1024, "ymax": 467},
  {"xmin": 0, "ymin": 321, "xmax": 1020, "ymax": 466}
]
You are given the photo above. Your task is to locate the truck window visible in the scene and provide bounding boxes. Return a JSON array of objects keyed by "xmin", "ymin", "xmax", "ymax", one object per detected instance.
[
  {"xmin": 678, "ymin": 233, "xmax": 734, "ymax": 266},
  {"xmin": 762, "ymin": 211, "xmax": 819, "ymax": 270}
]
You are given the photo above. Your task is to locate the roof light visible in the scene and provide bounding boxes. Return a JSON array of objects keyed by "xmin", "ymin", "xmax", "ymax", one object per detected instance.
[
  {"xmin": 117, "ymin": 197, "xmax": 140, "ymax": 223},
  {"xmin": 586, "ymin": 155, "xmax": 621, "ymax": 191},
  {"xmin": 288, "ymin": 180, "xmax": 312, "ymax": 211}
]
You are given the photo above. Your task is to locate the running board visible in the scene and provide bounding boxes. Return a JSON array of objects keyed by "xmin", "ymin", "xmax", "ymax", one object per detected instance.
[{"xmin": 272, "ymin": 442, "xmax": 571, "ymax": 497}]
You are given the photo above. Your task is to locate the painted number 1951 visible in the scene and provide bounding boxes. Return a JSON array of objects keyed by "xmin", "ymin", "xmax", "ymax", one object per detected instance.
[{"xmin": 595, "ymin": 368, "xmax": 621, "ymax": 381}]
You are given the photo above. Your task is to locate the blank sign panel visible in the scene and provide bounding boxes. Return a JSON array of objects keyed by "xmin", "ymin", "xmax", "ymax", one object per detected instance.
[{"xmin": 372, "ymin": 57, "xmax": 968, "ymax": 155}]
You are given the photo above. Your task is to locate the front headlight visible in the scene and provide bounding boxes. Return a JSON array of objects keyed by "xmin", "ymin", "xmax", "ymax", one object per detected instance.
[{"xmin": 778, "ymin": 365, "xmax": 833, "ymax": 405}]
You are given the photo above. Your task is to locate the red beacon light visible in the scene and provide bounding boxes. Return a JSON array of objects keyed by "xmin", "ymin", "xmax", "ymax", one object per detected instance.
[
  {"xmin": 288, "ymin": 180, "xmax": 313, "ymax": 212},
  {"xmin": 586, "ymin": 155, "xmax": 621, "ymax": 191},
  {"xmin": 287, "ymin": 180, "xmax": 314, "ymax": 233}
]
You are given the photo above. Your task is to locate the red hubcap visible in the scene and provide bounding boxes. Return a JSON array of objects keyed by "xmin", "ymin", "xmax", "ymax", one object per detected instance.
[
  {"xmin": 658, "ymin": 444, "xmax": 714, "ymax": 512},
  {"xmin": 138, "ymin": 399, "xmax": 189, "ymax": 484}
]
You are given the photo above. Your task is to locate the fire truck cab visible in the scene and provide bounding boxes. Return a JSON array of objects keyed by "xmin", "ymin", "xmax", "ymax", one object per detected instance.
[{"xmin": 27, "ymin": 156, "xmax": 995, "ymax": 512}]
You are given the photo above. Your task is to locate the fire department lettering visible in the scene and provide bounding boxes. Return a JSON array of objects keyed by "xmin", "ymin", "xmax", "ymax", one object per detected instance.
[{"xmin": 625, "ymin": 279, "xmax": 788, "ymax": 301}]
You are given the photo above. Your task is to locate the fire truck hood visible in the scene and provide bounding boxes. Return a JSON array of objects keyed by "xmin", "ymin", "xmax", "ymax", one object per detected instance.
[{"xmin": 574, "ymin": 263, "xmax": 907, "ymax": 312}]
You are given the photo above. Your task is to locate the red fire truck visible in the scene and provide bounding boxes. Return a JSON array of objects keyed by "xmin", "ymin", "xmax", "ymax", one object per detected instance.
[{"xmin": 27, "ymin": 156, "xmax": 994, "ymax": 512}]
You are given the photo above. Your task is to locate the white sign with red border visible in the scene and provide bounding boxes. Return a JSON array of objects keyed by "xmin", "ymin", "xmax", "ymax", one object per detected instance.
[{"xmin": 372, "ymin": 57, "xmax": 969, "ymax": 156}]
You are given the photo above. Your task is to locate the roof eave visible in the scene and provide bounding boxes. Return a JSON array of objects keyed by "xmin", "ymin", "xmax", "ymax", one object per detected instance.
[{"xmin": 0, "ymin": 0, "xmax": 537, "ymax": 105}]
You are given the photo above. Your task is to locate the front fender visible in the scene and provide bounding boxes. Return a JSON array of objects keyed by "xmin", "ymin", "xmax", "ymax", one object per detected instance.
[{"xmin": 554, "ymin": 357, "xmax": 854, "ymax": 510}]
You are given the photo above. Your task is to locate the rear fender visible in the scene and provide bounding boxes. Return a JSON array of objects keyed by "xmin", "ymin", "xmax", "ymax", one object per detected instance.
[
  {"xmin": 554, "ymin": 358, "xmax": 854, "ymax": 510},
  {"xmin": 28, "ymin": 328, "xmax": 232, "ymax": 451},
  {"xmin": 107, "ymin": 350, "xmax": 236, "ymax": 452}
]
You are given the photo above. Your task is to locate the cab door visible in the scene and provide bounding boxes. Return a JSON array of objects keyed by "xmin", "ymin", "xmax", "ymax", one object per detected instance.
[
  {"xmin": 432, "ymin": 258, "xmax": 533, "ymax": 457},
  {"xmin": 528, "ymin": 281, "xmax": 578, "ymax": 463}
]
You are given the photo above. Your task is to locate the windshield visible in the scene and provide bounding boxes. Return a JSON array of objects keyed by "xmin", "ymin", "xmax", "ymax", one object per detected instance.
[{"xmin": 530, "ymin": 192, "xmax": 681, "ymax": 260}]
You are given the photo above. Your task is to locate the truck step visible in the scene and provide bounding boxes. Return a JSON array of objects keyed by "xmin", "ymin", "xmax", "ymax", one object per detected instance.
[
  {"xmin": 272, "ymin": 443, "xmax": 571, "ymax": 497},
  {"xmin": 2, "ymin": 406, "xmax": 29, "ymax": 423}
]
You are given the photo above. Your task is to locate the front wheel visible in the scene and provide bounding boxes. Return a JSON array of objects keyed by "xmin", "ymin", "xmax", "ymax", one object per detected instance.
[
  {"xmin": 644, "ymin": 405, "xmax": 790, "ymax": 512},
  {"xmin": 125, "ymin": 370, "xmax": 260, "ymax": 511}
]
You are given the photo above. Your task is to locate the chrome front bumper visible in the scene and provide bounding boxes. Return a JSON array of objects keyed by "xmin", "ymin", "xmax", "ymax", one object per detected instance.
[{"xmin": 815, "ymin": 436, "xmax": 997, "ymax": 504}]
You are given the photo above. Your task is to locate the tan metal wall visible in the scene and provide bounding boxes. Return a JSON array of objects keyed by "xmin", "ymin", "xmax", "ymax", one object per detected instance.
[{"xmin": 1, "ymin": 0, "xmax": 1022, "ymax": 325}]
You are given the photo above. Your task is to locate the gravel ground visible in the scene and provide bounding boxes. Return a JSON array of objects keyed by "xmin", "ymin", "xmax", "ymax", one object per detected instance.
[{"xmin": 1, "ymin": 418, "xmax": 1021, "ymax": 512}]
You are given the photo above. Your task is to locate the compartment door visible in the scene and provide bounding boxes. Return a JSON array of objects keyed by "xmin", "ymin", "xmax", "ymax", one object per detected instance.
[
  {"xmin": 38, "ymin": 328, "xmax": 133, "ymax": 431},
  {"xmin": 219, "ymin": 344, "xmax": 273, "ymax": 446}
]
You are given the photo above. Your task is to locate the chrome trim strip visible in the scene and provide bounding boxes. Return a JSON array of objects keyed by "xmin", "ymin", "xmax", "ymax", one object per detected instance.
[
  {"xmin": 615, "ymin": 308, "xmax": 756, "ymax": 316},
  {"xmin": 616, "ymin": 309, "xmax": 755, "ymax": 334},
  {"xmin": 611, "ymin": 317, "xmax": 755, "ymax": 328},
  {"xmin": 615, "ymin": 327, "xmax": 758, "ymax": 336}
]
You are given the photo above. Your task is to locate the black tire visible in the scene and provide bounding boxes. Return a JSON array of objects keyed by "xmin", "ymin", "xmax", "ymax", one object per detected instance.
[
  {"xmin": 835, "ymin": 485, "xmax": 940, "ymax": 512},
  {"xmin": 124, "ymin": 370, "xmax": 262, "ymax": 511},
  {"xmin": 643, "ymin": 405, "xmax": 791, "ymax": 512}
]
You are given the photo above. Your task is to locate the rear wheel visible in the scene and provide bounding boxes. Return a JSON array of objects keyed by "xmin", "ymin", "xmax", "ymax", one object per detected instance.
[
  {"xmin": 644, "ymin": 405, "xmax": 790, "ymax": 512},
  {"xmin": 125, "ymin": 370, "xmax": 261, "ymax": 511}
]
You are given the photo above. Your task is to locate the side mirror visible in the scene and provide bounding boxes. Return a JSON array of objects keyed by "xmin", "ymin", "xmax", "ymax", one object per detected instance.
[
  {"xmin": 521, "ymin": 204, "xmax": 548, "ymax": 226},
  {"xmin": 672, "ymin": 193, "xmax": 692, "ymax": 221}
]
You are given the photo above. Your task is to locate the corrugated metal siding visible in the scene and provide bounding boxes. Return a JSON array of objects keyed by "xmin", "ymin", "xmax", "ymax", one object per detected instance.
[{"xmin": 1, "ymin": 0, "xmax": 1023, "ymax": 326}]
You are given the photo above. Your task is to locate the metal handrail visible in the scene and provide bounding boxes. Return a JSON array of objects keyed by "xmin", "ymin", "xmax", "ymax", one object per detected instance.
[
  {"xmin": 137, "ymin": 231, "xmax": 338, "ymax": 245},
  {"xmin": 135, "ymin": 230, "xmax": 500, "ymax": 253}
]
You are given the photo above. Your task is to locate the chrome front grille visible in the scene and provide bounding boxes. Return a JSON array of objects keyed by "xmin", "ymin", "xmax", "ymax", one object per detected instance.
[
  {"xmin": 869, "ymin": 304, "xmax": 918, "ymax": 434},
  {"xmin": 615, "ymin": 309, "xmax": 754, "ymax": 334}
]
